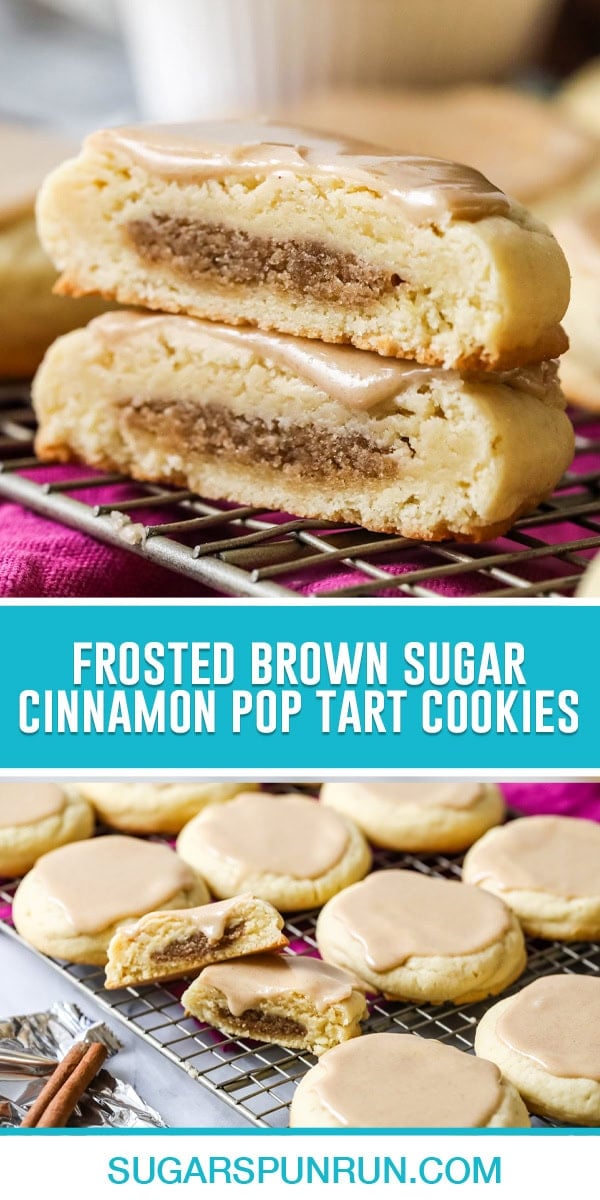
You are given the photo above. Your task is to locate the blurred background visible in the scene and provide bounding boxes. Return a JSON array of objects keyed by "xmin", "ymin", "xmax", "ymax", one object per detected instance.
[{"xmin": 1, "ymin": 0, "xmax": 600, "ymax": 135}]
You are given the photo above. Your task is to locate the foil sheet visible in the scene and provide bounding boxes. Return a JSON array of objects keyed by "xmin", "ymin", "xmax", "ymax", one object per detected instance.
[{"xmin": 0, "ymin": 1001, "xmax": 164, "ymax": 1127}]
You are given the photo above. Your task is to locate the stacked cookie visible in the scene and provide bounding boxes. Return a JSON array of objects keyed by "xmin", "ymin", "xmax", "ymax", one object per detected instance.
[
  {"xmin": 31, "ymin": 120, "xmax": 575, "ymax": 542},
  {"xmin": 285, "ymin": 85, "xmax": 600, "ymax": 414}
]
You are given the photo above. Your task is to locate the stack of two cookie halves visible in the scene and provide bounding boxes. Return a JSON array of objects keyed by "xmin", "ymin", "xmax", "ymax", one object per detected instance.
[{"xmin": 33, "ymin": 121, "xmax": 575, "ymax": 542}]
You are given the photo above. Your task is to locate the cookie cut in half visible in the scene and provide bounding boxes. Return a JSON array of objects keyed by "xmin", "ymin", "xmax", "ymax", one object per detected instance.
[
  {"xmin": 290, "ymin": 1032, "xmax": 530, "ymax": 1127},
  {"xmin": 105, "ymin": 895, "xmax": 287, "ymax": 989},
  {"xmin": 36, "ymin": 120, "xmax": 570, "ymax": 370},
  {"xmin": 182, "ymin": 953, "xmax": 367, "ymax": 1056},
  {"xmin": 32, "ymin": 312, "xmax": 574, "ymax": 542}
]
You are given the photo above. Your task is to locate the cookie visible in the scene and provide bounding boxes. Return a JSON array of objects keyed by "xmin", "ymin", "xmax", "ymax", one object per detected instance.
[
  {"xmin": 475, "ymin": 975, "xmax": 600, "ymax": 1126},
  {"xmin": 176, "ymin": 791, "xmax": 371, "ymax": 911},
  {"xmin": 320, "ymin": 781, "xmax": 505, "ymax": 852},
  {"xmin": 32, "ymin": 312, "xmax": 573, "ymax": 543},
  {"xmin": 316, "ymin": 868, "xmax": 525, "ymax": 1004},
  {"xmin": 0, "ymin": 123, "xmax": 108, "ymax": 378},
  {"xmin": 558, "ymin": 58, "xmax": 600, "ymax": 139},
  {"xmin": 73, "ymin": 781, "xmax": 257, "ymax": 835},
  {"xmin": 36, "ymin": 119, "xmax": 570, "ymax": 370},
  {"xmin": 289, "ymin": 1032, "xmax": 529, "ymax": 1127},
  {"xmin": 283, "ymin": 85, "xmax": 599, "ymax": 209},
  {"xmin": 0, "ymin": 782, "xmax": 94, "ymax": 878},
  {"xmin": 105, "ymin": 894, "xmax": 287, "ymax": 988},
  {"xmin": 462, "ymin": 815, "xmax": 600, "ymax": 940},
  {"xmin": 549, "ymin": 207, "xmax": 600, "ymax": 412},
  {"xmin": 181, "ymin": 953, "xmax": 367, "ymax": 1056},
  {"xmin": 12, "ymin": 834, "xmax": 209, "ymax": 965}
]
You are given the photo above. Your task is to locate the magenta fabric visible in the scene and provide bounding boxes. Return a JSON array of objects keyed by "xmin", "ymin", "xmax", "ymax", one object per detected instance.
[
  {"xmin": 501, "ymin": 782, "xmax": 600, "ymax": 822},
  {"xmin": 0, "ymin": 409, "xmax": 598, "ymax": 597}
]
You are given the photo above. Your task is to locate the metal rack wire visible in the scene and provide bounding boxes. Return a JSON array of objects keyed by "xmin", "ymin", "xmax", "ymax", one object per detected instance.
[
  {"xmin": 1, "ymin": 843, "xmax": 597, "ymax": 1128},
  {"xmin": 2, "ymin": 382, "xmax": 600, "ymax": 598}
]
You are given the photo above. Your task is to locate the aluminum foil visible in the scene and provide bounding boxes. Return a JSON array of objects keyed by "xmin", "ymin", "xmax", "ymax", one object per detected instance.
[{"xmin": 0, "ymin": 1001, "xmax": 164, "ymax": 1127}]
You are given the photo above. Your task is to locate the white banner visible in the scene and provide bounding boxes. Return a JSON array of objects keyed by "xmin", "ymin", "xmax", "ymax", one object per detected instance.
[{"xmin": 0, "ymin": 1130, "xmax": 596, "ymax": 1197}]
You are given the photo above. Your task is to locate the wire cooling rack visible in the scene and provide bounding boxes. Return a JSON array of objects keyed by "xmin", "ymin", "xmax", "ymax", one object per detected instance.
[
  {"xmin": 2, "ymin": 382, "xmax": 600, "ymax": 598},
  {"xmin": 1, "ymin": 844, "xmax": 598, "ymax": 1128}
]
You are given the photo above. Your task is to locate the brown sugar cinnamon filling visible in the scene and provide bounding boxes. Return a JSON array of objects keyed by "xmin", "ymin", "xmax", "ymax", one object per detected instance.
[
  {"xmin": 119, "ymin": 398, "xmax": 402, "ymax": 479},
  {"xmin": 126, "ymin": 215, "xmax": 401, "ymax": 304},
  {"xmin": 150, "ymin": 922, "xmax": 245, "ymax": 966},
  {"xmin": 215, "ymin": 1006, "xmax": 306, "ymax": 1040}
]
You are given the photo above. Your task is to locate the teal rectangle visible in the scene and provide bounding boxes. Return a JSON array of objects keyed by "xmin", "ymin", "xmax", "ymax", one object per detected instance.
[{"xmin": 0, "ymin": 602, "xmax": 595, "ymax": 771}]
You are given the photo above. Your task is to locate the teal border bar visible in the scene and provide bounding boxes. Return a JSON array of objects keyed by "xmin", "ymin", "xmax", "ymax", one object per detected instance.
[{"xmin": 0, "ymin": 1127, "xmax": 595, "ymax": 1136}]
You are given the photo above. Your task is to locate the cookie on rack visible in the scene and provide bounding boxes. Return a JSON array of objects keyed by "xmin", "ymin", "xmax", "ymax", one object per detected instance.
[
  {"xmin": 36, "ymin": 119, "xmax": 570, "ymax": 370},
  {"xmin": 475, "ymin": 974, "xmax": 600, "ymax": 1126},
  {"xmin": 181, "ymin": 953, "xmax": 367, "ymax": 1056},
  {"xmin": 32, "ymin": 311, "xmax": 574, "ymax": 543},
  {"xmin": 320, "ymin": 780, "xmax": 505, "ymax": 853},
  {"xmin": 289, "ymin": 1032, "xmax": 530, "ymax": 1127},
  {"xmin": 316, "ymin": 869, "xmax": 526, "ymax": 1005},
  {"xmin": 105, "ymin": 894, "xmax": 287, "ymax": 988},
  {"xmin": 462, "ymin": 815, "xmax": 600, "ymax": 940},
  {"xmin": 12, "ymin": 834, "xmax": 209, "ymax": 965},
  {"xmin": 74, "ymin": 781, "xmax": 257, "ymax": 835},
  {"xmin": 0, "ymin": 782, "xmax": 94, "ymax": 878},
  {"xmin": 176, "ymin": 791, "xmax": 371, "ymax": 912}
]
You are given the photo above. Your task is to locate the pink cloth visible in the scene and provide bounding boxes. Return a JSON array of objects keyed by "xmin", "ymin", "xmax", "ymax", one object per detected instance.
[
  {"xmin": 0, "ymin": 410, "xmax": 598, "ymax": 597},
  {"xmin": 501, "ymin": 782, "xmax": 600, "ymax": 822}
]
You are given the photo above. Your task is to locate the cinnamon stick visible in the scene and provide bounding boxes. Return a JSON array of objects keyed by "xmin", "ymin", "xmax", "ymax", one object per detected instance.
[{"xmin": 21, "ymin": 1042, "xmax": 107, "ymax": 1128}]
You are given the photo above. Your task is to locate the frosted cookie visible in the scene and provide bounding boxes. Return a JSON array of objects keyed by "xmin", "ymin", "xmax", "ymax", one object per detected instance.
[
  {"xmin": 32, "ymin": 312, "xmax": 573, "ymax": 542},
  {"xmin": 12, "ymin": 834, "xmax": 209, "ymax": 965},
  {"xmin": 73, "ymin": 781, "xmax": 257, "ymax": 835},
  {"xmin": 0, "ymin": 782, "xmax": 94, "ymax": 878},
  {"xmin": 558, "ymin": 58, "xmax": 600, "ymax": 139},
  {"xmin": 475, "ymin": 975, "xmax": 600, "ymax": 1125},
  {"xmin": 284, "ymin": 86, "xmax": 599, "ymax": 209},
  {"xmin": 181, "ymin": 953, "xmax": 366, "ymax": 1055},
  {"xmin": 36, "ymin": 119, "xmax": 570, "ymax": 370},
  {"xmin": 550, "ymin": 207, "xmax": 600, "ymax": 411},
  {"xmin": 316, "ymin": 869, "xmax": 525, "ymax": 1004},
  {"xmin": 320, "ymin": 781, "xmax": 504, "ymax": 853},
  {"xmin": 462, "ymin": 815, "xmax": 600, "ymax": 940},
  {"xmin": 290, "ymin": 1032, "xmax": 529, "ymax": 1127},
  {"xmin": 105, "ymin": 894, "xmax": 287, "ymax": 988},
  {"xmin": 176, "ymin": 792, "xmax": 371, "ymax": 911},
  {"xmin": 0, "ymin": 123, "xmax": 108, "ymax": 378}
]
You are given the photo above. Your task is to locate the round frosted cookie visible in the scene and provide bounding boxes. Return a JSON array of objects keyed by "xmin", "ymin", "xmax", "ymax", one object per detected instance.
[
  {"xmin": 316, "ymin": 869, "xmax": 525, "ymax": 1004},
  {"xmin": 320, "ymin": 781, "xmax": 504, "ymax": 853},
  {"xmin": 475, "ymin": 974, "xmax": 600, "ymax": 1125},
  {"xmin": 12, "ymin": 834, "xmax": 209, "ymax": 965},
  {"xmin": 0, "ymin": 782, "xmax": 94, "ymax": 878},
  {"xmin": 290, "ymin": 1032, "xmax": 529, "ymax": 1127},
  {"xmin": 73, "ymin": 781, "xmax": 257, "ymax": 835},
  {"xmin": 462, "ymin": 815, "xmax": 600, "ymax": 940},
  {"xmin": 176, "ymin": 792, "xmax": 371, "ymax": 911}
]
